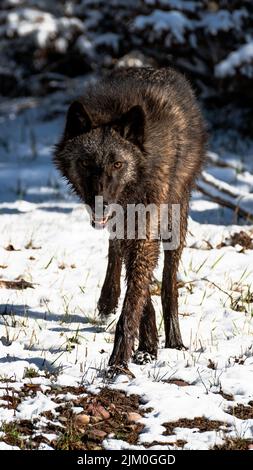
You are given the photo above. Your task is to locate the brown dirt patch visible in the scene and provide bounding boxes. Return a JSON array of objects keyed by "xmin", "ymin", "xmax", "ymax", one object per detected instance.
[
  {"xmin": 25, "ymin": 241, "xmax": 41, "ymax": 250},
  {"xmin": 218, "ymin": 231, "xmax": 253, "ymax": 250},
  {"xmin": 0, "ymin": 393, "xmax": 21, "ymax": 409},
  {"xmin": 163, "ymin": 417, "xmax": 229, "ymax": 435},
  {"xmin": 53, "ymin": 388, "xmax": 145, "ymax": 450},
  {"xmin": 218, "ymin": 391, "xmax": 234, "ymax": 401},
  {"xmin": 214, "ymin": 437, "xmax": 253, "ymax": 450},
  {"xmin": 145, "ymin": 439, "xmax": 187, "ymax": 448},
  {"xmin": 0, "ymin": 279, "xmax": 35, "ymax": 289},
  {"xmin": 230, "ymin": 231, "xmax": 253, "ymax": 249},
  {"xmin": 5, "ymin": 244, "xmax": 20, "ymax": 251},
  {"xmin": 51, "ymin": 385, "xmax": 87, "ymax": 396},
  {"xmin": 226, "ymin": 403, "xmax": 253, "ymax": 419},
  {"xmin": 0, "ymin": 386, "xmax": 146, "ymax": 450},
  {"xmin": 165, "ymin": 379, "xmax": 190, "ymax": 387}
]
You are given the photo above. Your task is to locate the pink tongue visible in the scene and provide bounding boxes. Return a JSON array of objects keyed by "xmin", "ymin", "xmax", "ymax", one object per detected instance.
[{"xmin": 95, "ymin": 215, "xmax": 108, "ymax": 225}]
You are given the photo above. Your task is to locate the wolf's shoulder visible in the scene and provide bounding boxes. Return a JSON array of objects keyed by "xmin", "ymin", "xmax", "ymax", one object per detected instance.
[
  {"xmin": 81, "ymin": 66, "xmax": 195, "ymax": 125},
  {"xmin": 85, "ymin": 67, "xmax": 189, "ymax": 97},
  {"xmin": 108, "ymin": 66, "xmax": 184, "ymax": 85}
]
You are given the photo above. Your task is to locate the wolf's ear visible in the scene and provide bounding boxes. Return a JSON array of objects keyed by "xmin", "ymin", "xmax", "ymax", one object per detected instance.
[
  {"xmin": 64, "ymin": 101, "xmax": 91, "ymax": 139},
  {"xmin": 115, "ymin": 105, "xmax": 145, "ymax": 147}
]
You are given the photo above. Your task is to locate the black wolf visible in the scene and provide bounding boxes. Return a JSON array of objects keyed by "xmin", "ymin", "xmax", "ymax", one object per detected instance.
[{"xmin": 54, "ymin": 67, "xmax": 206, "ymax": 371}]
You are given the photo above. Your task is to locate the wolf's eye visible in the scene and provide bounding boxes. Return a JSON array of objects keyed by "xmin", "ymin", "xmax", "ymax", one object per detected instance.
[
  {"xmin": 79, "ymin": 159, "xmax": 87, "ymax": 168},
  {"xmin": 113, "ymin": 161, "xmax": 123, "ymax": 170}
]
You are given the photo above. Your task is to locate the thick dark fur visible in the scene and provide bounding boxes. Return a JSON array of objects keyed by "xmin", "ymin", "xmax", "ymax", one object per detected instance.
[{"xmin": 54, "ymin": 67, "xmax": 207, "ymax": 369}]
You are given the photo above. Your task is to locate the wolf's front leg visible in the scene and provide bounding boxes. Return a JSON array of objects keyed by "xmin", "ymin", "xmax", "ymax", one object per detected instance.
[
  {"xmin": 97, "ymin": 240, "xmax": 122, "ymax": 318},
  {"xmin": 108, "ymin": 240, "xmax": 159, "ymax": 367}
]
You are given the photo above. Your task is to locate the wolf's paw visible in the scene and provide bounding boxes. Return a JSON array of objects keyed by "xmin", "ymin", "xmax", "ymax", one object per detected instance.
[
  {"xmin": 97, "ymin": 303, "xmax": 117, "ymax": 324},
  {"xmin": 104, "ymin": 364, "xmax": 135, "ymax": 380},
  {"xmin": 177, "ymin": 344, "xmax": 188, "ymax": 351},
  {"xmin": 98, "ymin": 312, "xmax": 115, "ymax": 326},
  {"xmin": 165, "ymin": 341, "xmax": 187, "ymax": 351},
  {"xmin": 132, "ymin": 350, "xmax": 156, "ymax": 365}
]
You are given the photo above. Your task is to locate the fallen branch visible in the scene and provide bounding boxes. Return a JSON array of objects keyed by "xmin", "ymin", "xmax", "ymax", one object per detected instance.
[
  {"xmin": 196, "ymin": 171, "xmax": 253, "ymax": 221},
  {"xmin": 206, "ymin": 151, "xmax": 246, "ymax": 172},
  {"xmin": 201, "ymin": 171, "xmax": 245, "ymax": 199}
]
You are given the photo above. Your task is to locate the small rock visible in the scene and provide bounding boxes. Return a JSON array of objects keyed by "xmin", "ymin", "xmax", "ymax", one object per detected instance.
[
  {"xmin": 90, "ymin": 429, "xmax": 107, "ymax": 439},
  {"xmin": 97, "ymin": 405, "xmax": 110, "ymax": 420},
  {"xmin": 87, "ymin": 403, "xmax": 110, "ymax": 420},
  {"xmin": 74, "ymin": 413, "xmax": 90, "ymax": 427},
  {"xmin": 127, "ymin": 412, "xmax": 142, "ymax": 423}
]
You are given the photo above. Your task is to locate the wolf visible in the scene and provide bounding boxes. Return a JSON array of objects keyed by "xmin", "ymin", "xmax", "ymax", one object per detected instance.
[{"xmin": 54, "ymin": 67, "xmax": 206, "ymax": 371}]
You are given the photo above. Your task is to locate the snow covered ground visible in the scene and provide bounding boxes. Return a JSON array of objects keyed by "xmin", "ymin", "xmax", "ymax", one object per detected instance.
[{"xmin": 0, "ymin": 85, "xmax": 253, "ymax": 450}]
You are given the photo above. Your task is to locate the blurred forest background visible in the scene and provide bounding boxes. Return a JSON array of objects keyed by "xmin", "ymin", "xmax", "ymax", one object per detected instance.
[{"xmin": 0, "ymin": 0, "xmax": 253, "ymax": 135}]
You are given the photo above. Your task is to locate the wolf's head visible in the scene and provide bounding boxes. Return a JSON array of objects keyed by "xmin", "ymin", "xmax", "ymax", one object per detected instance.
[{"xmin": 54, "ymin": 100, "xmax": 145, "ymax": 228}]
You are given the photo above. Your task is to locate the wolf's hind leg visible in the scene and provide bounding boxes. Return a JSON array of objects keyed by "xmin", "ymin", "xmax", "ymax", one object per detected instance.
[{"xmin": 161, "ymin": 202, "xmax": 188, "ymax": 349}]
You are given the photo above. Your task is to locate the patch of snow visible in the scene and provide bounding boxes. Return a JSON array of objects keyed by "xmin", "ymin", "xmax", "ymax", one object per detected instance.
[
  {"xmin": 215, "ymin": 42, "xmax": 253, "ymax": 78},
  {"xmin": 75, "ymin": 35, "xmax": 94, "ymax": 56},
  {"xmin": 38, "ymin": 443, "xmax": 54, "ymax": 450},
  {"xmin": 7, "ymin": 9, "xmax": 57, "ymax": 46},
  {"xmin": 0, "ymin": 441, "xmax": 20, "ymax": 450},
  {"xmin": 199, "ymin": 9, "xmax": 248, "ymax": 35},
  {"xmin": 133, "ymin": 10, "xmax": 191, "ymax": 43},
  {"xmin": 103, "ymin": 439, "xmax": 147, "ymax": 450},
  {"xmin": 72, "ymin": 406, "xmax": 84, "ymax": 414},
  {"xmin": 16, "ymin": 392, "xmax": 59, "ymax": 420},
  {"xmin": 6, "ymin": 8, "xmax": 83, "ymax": 48},
  {"xmin": 94, "ymin": 33, "xmax": 120, "ymax": 52}
]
